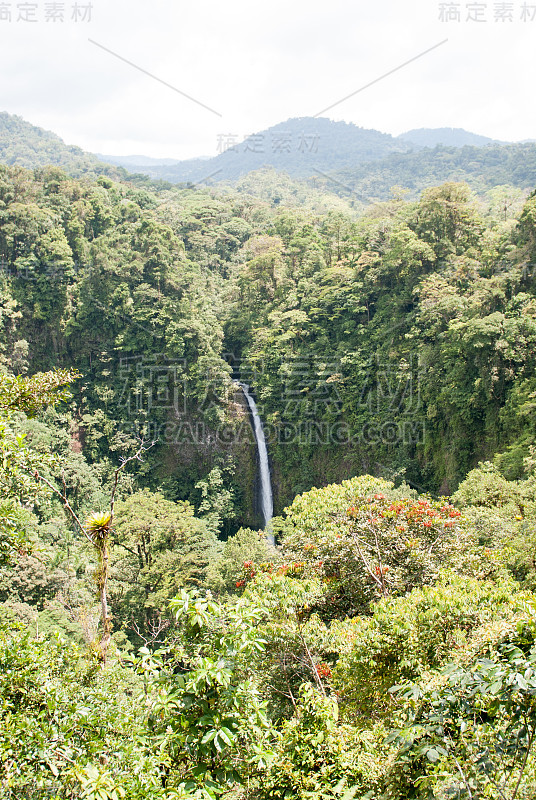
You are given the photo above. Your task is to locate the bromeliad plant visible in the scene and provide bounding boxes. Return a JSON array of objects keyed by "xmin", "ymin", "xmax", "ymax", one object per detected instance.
[
  {"xmin": 34, "ymin": 440, "xmax": 153, "ymax": 663},
  {"xmin": 84, "ymin": 511, "xmax": 113, "ymax": 661}
]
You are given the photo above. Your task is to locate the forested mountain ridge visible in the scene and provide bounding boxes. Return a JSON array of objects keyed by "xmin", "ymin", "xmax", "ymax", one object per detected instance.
[
  {"xmin": 0, "ymin": 112, "xmax": 179, "ymax": 196},
  {"xmin": 4, "ymin": 110, "xmax": 536, "ymax": 207},
  {"xmin": 99, "ymin": 116, "xmax": 415, "ymax": 182},
  {"xmin": 99, "ymin": 123, "xmax": 536, "ymax": 205},
  {"xmin": 100, "ymin": 126, "xmax": 504, "ymax": 172},
  {"xmin": 314, "ymin": 141, "xmax": 536, "ymax": 203},
  {"xmin": 0, "ymin": 111, "xmax": 414, "ymax": 183},
  {"xmin": 0, "ymin": 112, "xmax": 125, "ymax": 178}
]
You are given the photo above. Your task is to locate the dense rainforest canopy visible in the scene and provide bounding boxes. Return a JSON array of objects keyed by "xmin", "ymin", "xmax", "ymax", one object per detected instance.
[{"xmin": 2, "ymin": 143, "xmax": 536, "ymax": 798}]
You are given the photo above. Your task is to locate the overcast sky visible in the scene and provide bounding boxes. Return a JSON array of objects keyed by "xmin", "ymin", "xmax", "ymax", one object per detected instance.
[{"xmin": 1, "ymin": 0, "xmax": 535, "ymax": 158}]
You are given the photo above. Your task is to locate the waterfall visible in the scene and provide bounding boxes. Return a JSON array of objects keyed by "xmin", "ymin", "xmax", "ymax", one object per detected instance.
[{"xmin": 239, "ymin": 383, "xmax": 274, "ymax": 537}]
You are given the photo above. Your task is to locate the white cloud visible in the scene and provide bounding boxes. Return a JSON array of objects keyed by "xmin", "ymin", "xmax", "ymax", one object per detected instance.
[{"xmin": 0, "ymin": 0, "xmax": 534, "ymax": 157}]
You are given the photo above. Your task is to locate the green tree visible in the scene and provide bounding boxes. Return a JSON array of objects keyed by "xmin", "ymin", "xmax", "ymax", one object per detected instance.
[
  {"xmin": 111, "ymin": 489, "xmax": 221, "ymax": 638},
  {"xmin": 138, "ymin": 589, "xmax": 274, "ymax": 797}
]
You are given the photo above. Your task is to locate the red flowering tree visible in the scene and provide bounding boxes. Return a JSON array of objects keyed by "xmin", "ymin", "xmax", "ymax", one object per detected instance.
[{"xmin": 278, "ymin": 476, "xmax": 466, "ymax": 615}]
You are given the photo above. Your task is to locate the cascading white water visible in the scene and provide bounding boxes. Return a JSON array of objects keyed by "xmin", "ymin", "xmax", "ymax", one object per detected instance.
[{"xmin": 239, "ymin": 383, "xmax": 274, "ymax": 537}]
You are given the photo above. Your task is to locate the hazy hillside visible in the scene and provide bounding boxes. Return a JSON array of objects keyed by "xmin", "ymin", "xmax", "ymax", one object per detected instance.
[
  {"xmin": 97, "ymin": 117, "xmax": 414, "ymax": 183},
  {"xmin": 0, "ymin": 112, "xmax": 183, "ymax": 194},
  {"xmin": 0, "ymin": 112, "xmax": 121, "ymax": 177},
  {"xmin": 97, "ymin": 153, "xmax": 183, "ymax": 168},
  {"xmin": 398, "ymin": 126, "xmax": 503, "ymax": 148},
  {"xmin": 316, "ymin": 141, "xmax": 536, "ymax": 202}
]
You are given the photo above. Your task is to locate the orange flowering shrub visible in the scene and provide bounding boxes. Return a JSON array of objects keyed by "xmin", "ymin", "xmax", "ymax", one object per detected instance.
[
  {"xmin": 233, "ymin": 559, "xmax": 308, "ymax": 592},
  {"xmin": 278, "ymin": 475, "xmax": 466, "ymax": 615},
  {"xmin": 315, "ymin": 663, "xmax": 332, "ymax": 680}
]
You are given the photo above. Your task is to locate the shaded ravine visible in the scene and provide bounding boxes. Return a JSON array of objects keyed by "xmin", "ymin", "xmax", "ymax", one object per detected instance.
[{"xmin": 238, "ymin": 383, "xmax": 274, "ymax": 541}]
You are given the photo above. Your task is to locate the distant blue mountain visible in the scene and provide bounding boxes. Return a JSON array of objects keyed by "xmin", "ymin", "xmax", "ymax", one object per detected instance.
[
  {"xmin": 96, "ymin": 154, "xmax": 183, "ymax": 168},
  {"xmin": 97, "ymin": 117, "xmax": 414, "ymax": 184},
  {"xmin": 398, "ymin": 127, "xmax": 507, "ymax": 148}
]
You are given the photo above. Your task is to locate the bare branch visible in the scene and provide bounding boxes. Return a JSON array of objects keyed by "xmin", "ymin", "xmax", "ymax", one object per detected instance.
[
  {"xmin": 350, "ymin": 527, "xmax": 384, "ymax": 591},
  {"xmin": 32, "ymin": 469, "xmax": 92, "ymax": 544},
  {"xmin": 298, "ymin": 623, "xmax": 326, "ymax": 697},
  {"xmin": 130, "ymin": 616, "xmax": 170, "ymax": 647},
  {"xmin": 452, "ymin": 757, "xmax": 474, "ymax": 800},
  {"xmin": 109, "ymin": 439, "xmax": 155, "ymax": 525},
  {"xmin": 512, "ymin": 720, "xmax": 536, "ymax": 800}
]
